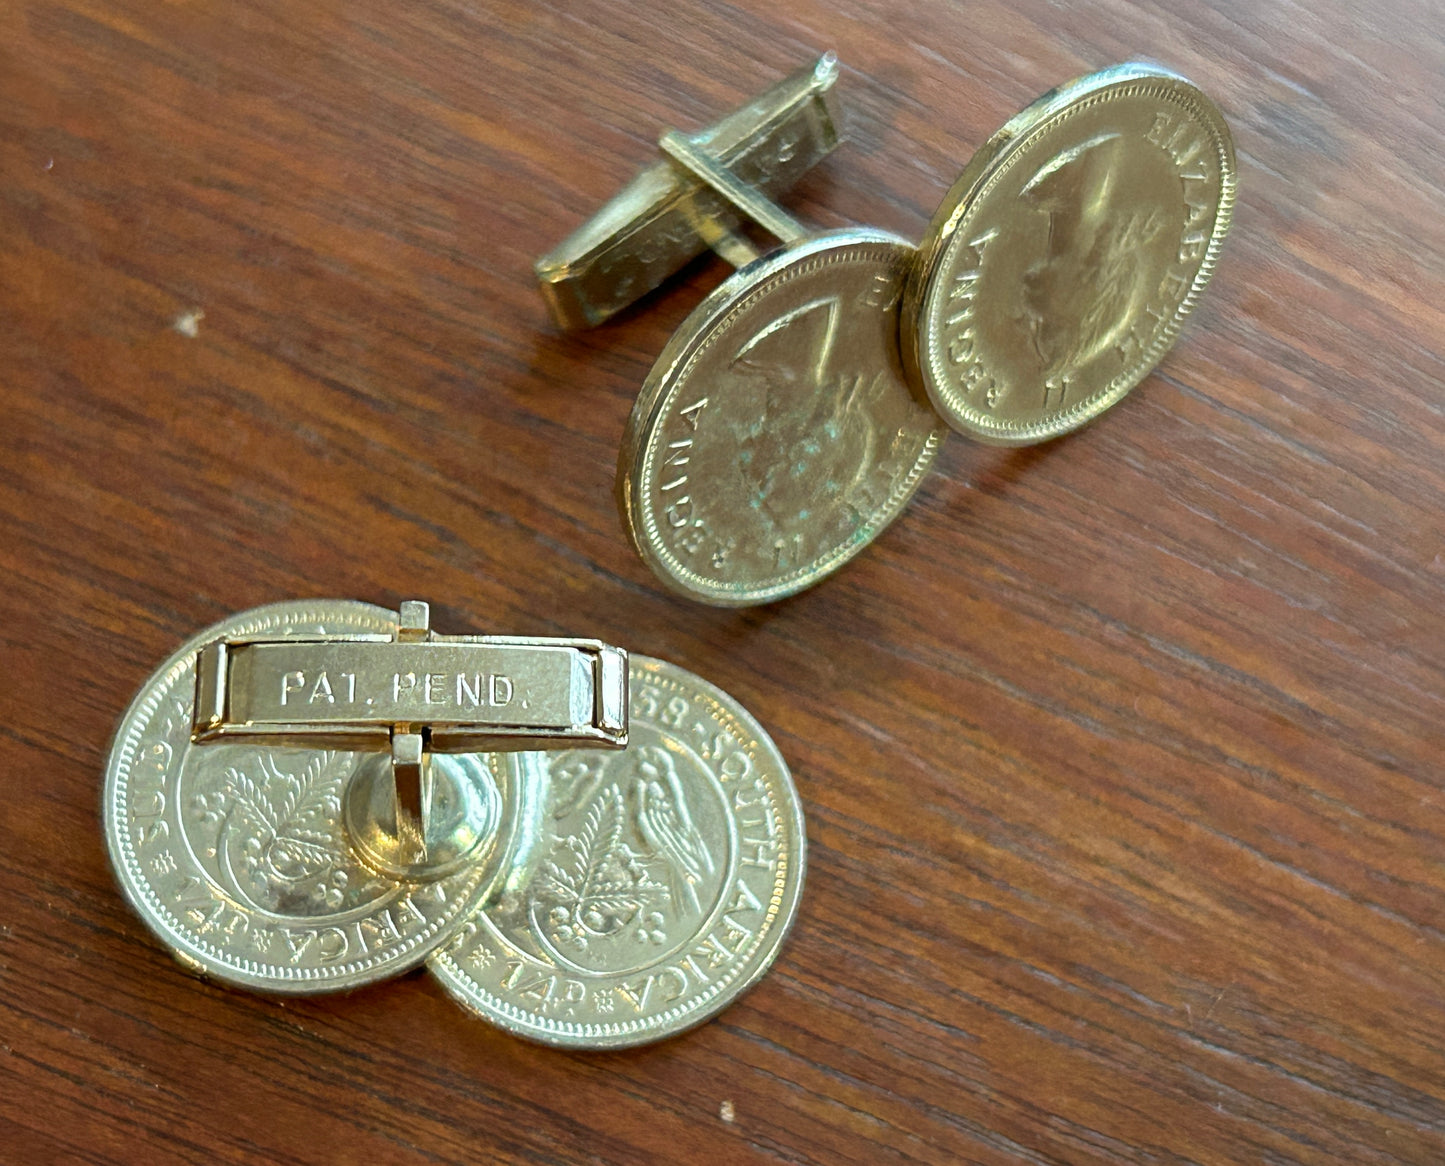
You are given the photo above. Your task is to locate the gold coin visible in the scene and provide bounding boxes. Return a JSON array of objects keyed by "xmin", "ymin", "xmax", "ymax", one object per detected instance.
[
  {"xmin": 903, "ymin": 63, "xmax": 1236, "ymax": 445},
  {"xmin": 618, "ymin": 228, "xmax": 948, "ymax": 606},
  {"xmin": 102, "ymin": 601, "xmax": 519, "ymax": 994},
  {"xmin": 429, "ymin": 655, "xmax": 806, "ymax": 1048}
]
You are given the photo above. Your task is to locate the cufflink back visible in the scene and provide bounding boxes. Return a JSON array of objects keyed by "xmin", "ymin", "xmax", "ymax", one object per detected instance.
[{"xmin": 104, "ymin": 601, "xmax": 805, "ymax": 1047}]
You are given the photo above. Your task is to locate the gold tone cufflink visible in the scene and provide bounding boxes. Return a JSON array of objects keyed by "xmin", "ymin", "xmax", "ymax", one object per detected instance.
[
  {"xmin": 103, "ymin": 600, "xmax": 806, "ymax": 1047},
  {"xmin": 540, "ymin": 56, "xmax": 945, "ymax": 606},
  {"xmin": 538, "ymin": 56, "xmax": 1234, "ymax": 607}
]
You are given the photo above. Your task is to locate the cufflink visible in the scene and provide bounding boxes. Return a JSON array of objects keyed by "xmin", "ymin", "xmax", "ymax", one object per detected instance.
[
  {"xmin": 538, "ymin": 56, "xmax": 1233, "ymax": 607},
  {"xmin": 103, "ymin": 600, "xmax": 806, "ymax": 1046}
]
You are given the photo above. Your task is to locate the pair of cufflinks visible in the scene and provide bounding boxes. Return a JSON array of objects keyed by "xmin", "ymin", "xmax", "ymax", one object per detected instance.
[
  {"xmin": 540, "ymin": 55, "xmax": 1235, "ymax": 605},
  {"xmin": 105, "ymin": 55, "xmax": 1236, "ymax": 1050}
]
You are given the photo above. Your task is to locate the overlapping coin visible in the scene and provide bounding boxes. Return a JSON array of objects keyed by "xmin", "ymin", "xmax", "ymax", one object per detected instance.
[
  {"xmin": 903, "ymin": 62, "xmax": 1236, "ymax": 444},
  {"xmin": 430, "ymin": 655, "xmax": 806, "ymax": 1048},
  {"xmin": 610, "ymin": 61, "xmax": 1233, "ymax": 604},
  {"xmin": 103, "ymin": 601, "xmax": 529, "ymax": 993},
  {"xmin": 618, "ymin": 229, "xmax": 948, "ymax": 606},
  {"xmin": 105, "ymin": 607, "xmax": 803, "ymax": 1045}
]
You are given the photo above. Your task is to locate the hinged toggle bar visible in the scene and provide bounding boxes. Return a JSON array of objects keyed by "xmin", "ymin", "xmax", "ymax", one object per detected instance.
[
  {"xmin": 535, "ymin": 53, "xmax": 842, "ymax": 329},
  {"xmin": 192, "ymin": 601, "xmax": 628, "ymax": 753},
  {"xmin": 190, "ymin": 601, "xmax": 628, "ymax": 880}
]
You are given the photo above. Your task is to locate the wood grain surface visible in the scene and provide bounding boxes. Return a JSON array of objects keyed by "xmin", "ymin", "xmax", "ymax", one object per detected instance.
[{"xmin": 2, "ymin": 1, "xmax": 1442, "ymax": 1162}]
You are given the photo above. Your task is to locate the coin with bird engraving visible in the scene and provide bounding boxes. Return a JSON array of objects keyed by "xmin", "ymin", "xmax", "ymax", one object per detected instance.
[
  {"xmin": 903, "ymin": 62, "xmax": 1235, "ymax": 445},
  {"xmin": 618, "ymin": 228, "xmax": 948, "ymax": 606},
  {"xmin": 103, "ymin": 600, "xmax": 536, "ymax": 993},
  {"xmin": 429, "ymin": 655, "xmax": 806, "ymax": 1048}
]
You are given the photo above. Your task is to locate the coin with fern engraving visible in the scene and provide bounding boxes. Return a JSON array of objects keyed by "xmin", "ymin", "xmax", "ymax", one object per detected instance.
[
  {"xmin": 429, "ymin": 656, "xmax": 806, "ymax": 1048},
  {"xmin": 103, "ymin": 600, "xmax": 538, "ymax": 993}
]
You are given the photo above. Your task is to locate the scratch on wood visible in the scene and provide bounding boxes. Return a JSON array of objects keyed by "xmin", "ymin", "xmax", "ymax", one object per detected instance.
[{"xmin": 1204, "ymin": 983, "xmax": 1234, "ymax": 1024}]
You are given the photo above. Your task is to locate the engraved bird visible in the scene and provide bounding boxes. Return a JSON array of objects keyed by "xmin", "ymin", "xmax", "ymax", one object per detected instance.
[{"xmin": 631, "ymin": 745, "xmax": 713, "ymax": 915}]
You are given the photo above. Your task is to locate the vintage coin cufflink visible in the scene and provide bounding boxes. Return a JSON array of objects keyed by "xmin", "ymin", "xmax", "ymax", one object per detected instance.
[
  {"xmin": 538, "ymin": 54, "xmax": 947, "ymax": 607},
  {"xmin": 901, "ymin": 62, "xmax": 1235, "ymax": 446},
  {"xmin": 105, "ymin": 601, "xmax": 802, "ymax": 1045},
  {"xmin": 538, "ymin": 58, "xmax": 1233, "ymax": 607},
  {"xmin": 429, "ymin": 654, "xmax": 806, "ymax": 1048},
  {"xmin": 104, "ymin": 599, "xmax": 627, "ymax": 994}
]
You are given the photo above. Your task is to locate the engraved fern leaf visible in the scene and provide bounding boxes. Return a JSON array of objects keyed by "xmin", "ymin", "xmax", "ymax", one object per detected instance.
[
  {"xmin": 220, "ymin": 752, "xmax": 347, "ymax": 885},
  {"xmin": 222, "ymin": 764, "xmax": 279, "ymax": 838},
  {"xmin": 265, "ymin": 751, "xmax": 343, "ymax": 840},
  {"xmin": 580, "ymin": 895, "xmax": 650, "ymax": 917},
  {"xmin": 539, "ymin": 785, "xmax": 623, "ymax": 909},
  {"xmin": 537, "ymin": 785, "xmax": 670, "ymax": 942},
  {"xmin": 537, "ymin": 864, "xmax": 575, "ymax": 898}
]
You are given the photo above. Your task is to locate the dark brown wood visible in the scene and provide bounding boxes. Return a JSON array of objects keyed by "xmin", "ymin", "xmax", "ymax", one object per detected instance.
[{"xmin": 1, "ymin": 1, "xmax": 1442, "ymax": 1162}]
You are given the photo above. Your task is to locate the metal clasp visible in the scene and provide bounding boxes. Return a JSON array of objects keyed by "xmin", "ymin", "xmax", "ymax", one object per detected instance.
[
  {"xmin": 536, "ymin": 54, "xmax": 840, "ymax": 328},
  {"xmin": 190, "ymin": 601, "xmax": 628, "ymax": 879}
]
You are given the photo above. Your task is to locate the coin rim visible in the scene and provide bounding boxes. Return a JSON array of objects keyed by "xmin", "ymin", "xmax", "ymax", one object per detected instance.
[
  {"xmin": 901, "ymin": 61, "xmax": 1237, "ymax": 445},
  {"xmin": 428, "ymin": 654, "xmax": 808, "ymax": 1049},
  {"xmin": 617, "ymin": 227, "xmax": 948, "ymax": 606},
  {"xmin": 102, "ymin": 599, "xmax": 499, "ymax": 994}
]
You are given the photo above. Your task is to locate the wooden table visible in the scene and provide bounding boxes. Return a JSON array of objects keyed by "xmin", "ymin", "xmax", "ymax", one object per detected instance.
[{"xmin": 2, "ymin": 2, "xmax": 1441, "ymax": 1162}]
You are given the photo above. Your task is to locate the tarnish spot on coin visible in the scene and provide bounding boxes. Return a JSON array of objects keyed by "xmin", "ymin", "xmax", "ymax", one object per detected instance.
[
  {"xmin": 619, "ymin": 228, "xmax": 948, "ymax": 606},
  {"xmin": 428, "ymin": 656, "xmax": 806, "ymax": 1048},
  {"xmin": 905, "ymin": 63, "xmax": 1236, "ymax": 445},
  {"xmin": 103, "ymin": 601, "xmax": 523, "ymax": 994}
]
